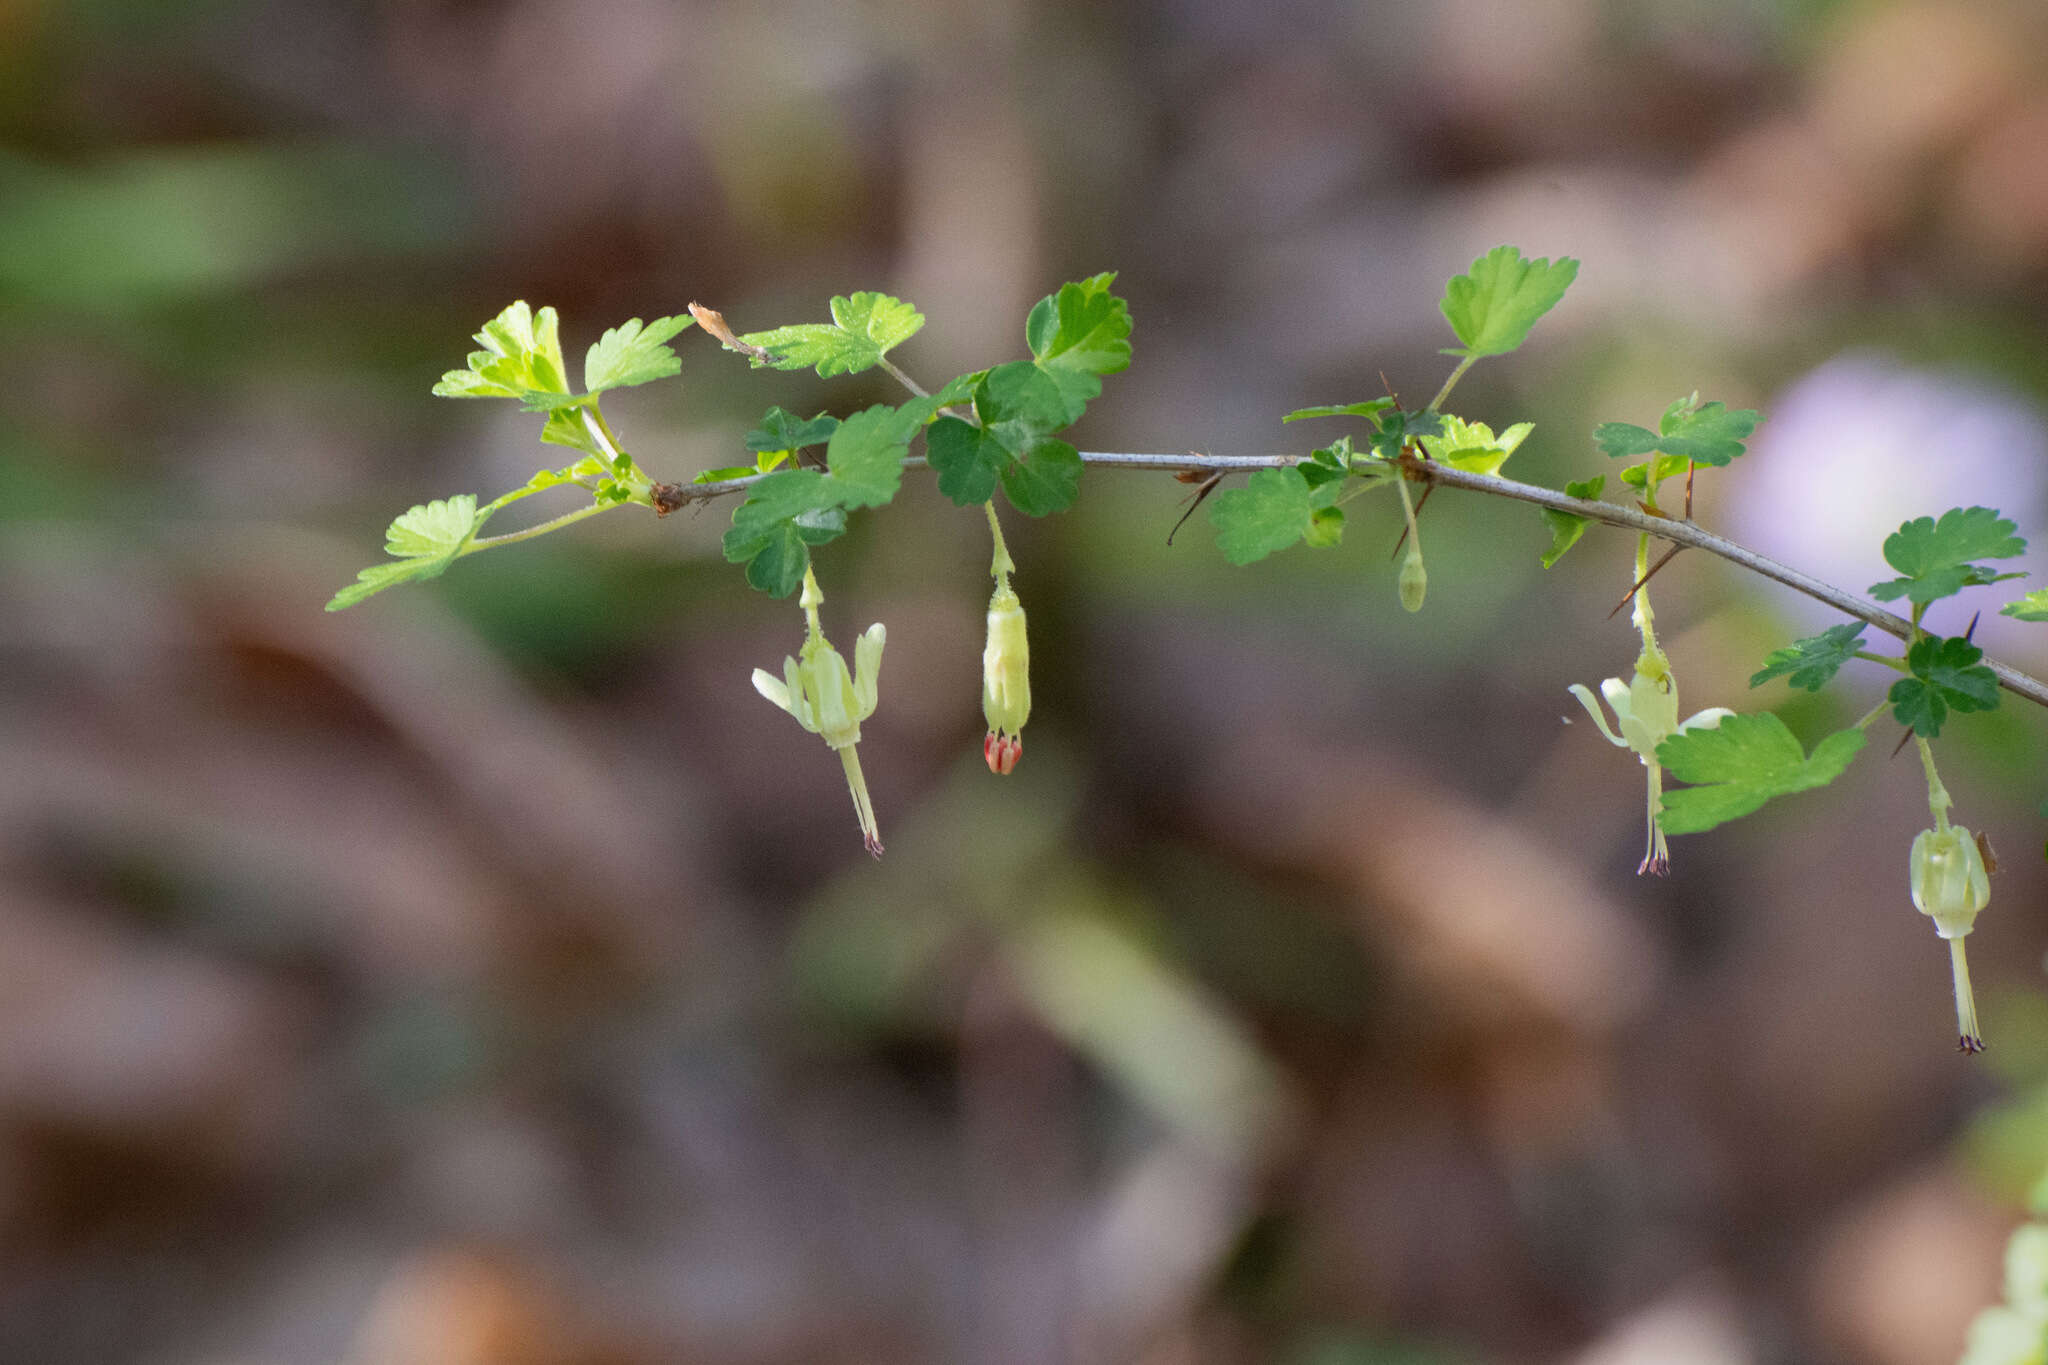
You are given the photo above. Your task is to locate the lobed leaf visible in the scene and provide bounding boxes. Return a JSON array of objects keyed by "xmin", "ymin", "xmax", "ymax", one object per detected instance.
[
  {"xmin": 998, "ymin": 438, "xmax": 1083, "ymax": 517},
  {"xmin": 1438, "ymin": 246, "xmax": 1578, "ymax": 359},
  {"xmin": 1889, "ymin": 633, "xmax": 2000, "ymax": 738},
  {"xmin": 1870, "ymin": 506, "xmax": 2028, "ymax": 605},
  {"xmin": 1419, "ymin": 415, "xmax": 1532, "ymax": 476},
  {"xmin": 584, "ymin": 313, "xmax": 693, "ymax": 392},
  {"xmin": 925, "ymin": 416, "xmax": 1008, "ymax": 505},
  {"xmin": 1027, "ymin": 272, "xmax": 1132, "ymax": 378},
  {"xmin": 433, "ymin": 301, "xmax": 571, "ymax": 400},
  {"xmin": 741, "ymin": 291, "xmax": 925, "ymax": 377},
  {"xmin": 2002, "ymin": 587, "xmax": 2048, "ymax": 622},
  {"xmin": 1595, "ymin": 395, "xmax": 1760, "ymax": 468},
  {"xmin": 1656, "ymin": 712, "xmax": 1867, "ymax": 835},
  {"xmin": 327, "ymin": 494, "xmax": 485, "ymax": 610},
  {"xmin": 1209, "ymin": 467, "xmax": 1315, "ymax": 565},
  {"xmin": 1750, "ymin": 623, "xmax": 1868, "ymax": 692}
]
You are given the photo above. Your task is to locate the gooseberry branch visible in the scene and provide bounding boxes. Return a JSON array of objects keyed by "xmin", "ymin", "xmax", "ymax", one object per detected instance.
[{"xmin": 648, "ymin": 449, "xmax": 2048, "ymax": 713}]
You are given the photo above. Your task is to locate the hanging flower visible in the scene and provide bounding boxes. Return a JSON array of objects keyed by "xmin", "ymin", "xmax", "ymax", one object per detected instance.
[
  {"xmin": 1570, "ymin": 662, "xmax": 1733, "ymax": 875},
  {"xmin": 982, "ymin": 580, "xmax": 1029, "ymax": 774},
  {"xmin": 1910, "ymin": 823, "xmax": 1990, "ymax": 1052},
  {"xmin": 752, "ymin": 569, "xmax": 886, "ymax": 856}
]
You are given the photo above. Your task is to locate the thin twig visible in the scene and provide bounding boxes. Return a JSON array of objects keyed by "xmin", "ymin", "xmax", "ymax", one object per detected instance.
[{"xmin": 643, "ymin": 447, "xmax": 2048, "ymax": 712}]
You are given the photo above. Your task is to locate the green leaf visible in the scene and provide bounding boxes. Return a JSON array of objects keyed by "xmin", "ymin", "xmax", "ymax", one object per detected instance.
[
  {"xmin": 1419, "ymin": 415, "xmax": 1532, "ymax": 475},
  {"xmin": 1282, "ymin": 399, "xmax": 1395, "ymax": 424},
  {"xmin": 979, "ymin": 361, "xmax": 1071, "ymax": 445},
  {"xmin": 1027, "ymin": 272, "xmax": 1132, "ymax": 377},
  {"xmin": 1750, "ymin": 623, "xmax": 1868, "ymax": 691},
  {"xmin": 1889, "ymin": 633, "xmax": 2000, "ymax": 738},
  {"xmin": 745, "ymin": 407, "xmax": 839, "ymax": 455},
  {"xmin": 326, "ymin": 494, "xmax": 485, "ymax": 610},
  {"xmin": 823, "ymin": 403, "xmax": 919, "ymax": 509},
  {"xmin": 740, "ymin": 291, "xmax": 925, "ymax": 377},
  {"xmin": 1297, "ymin": 439, "xmax": 1353, "ymax": 489},
  {"xmin": 999, "ymin": 438, "xmax": 1083, "ymax": 517},
  {"xmin": 539, "ymin": 406, "xmax": 602, "ymax": 455},
  {"xmin": 1303, "ymin": 505, "xmax": 1345, "ymax": 548},
  {"xmin": 433, "ymin": 301, "xmax": 571, "ymax": 400},
  {"xmin": 1438, "ymin": 246, "xmax": 1578, "ymax": 359},
  {"xmin": 1369, "ymin": 408, "xmax": 1442, "ymax": 462},
  {"xmin": 2003, "ymin": 587, "xmax": 2048, "ymax": 622},
  {"xmin": 1209, "ymin": 466, "xmax": 1314, "ymax": 565},
  {"xmin": 584, "ymin": 313, "xmax": 693, "ymax": 392},
  {"xmin": 925, "ymin": 415, "xmax": 1008, "ymax": 505},
  {"xmin": 1539, "ymin": 474, "xmax": 1603, "ymax": 568},
  {"xmin": 1595, "ymin": 395, "xmax": 1761, "ymax": 468},
  {"xmin": 1870, "ymin": 506, "xmax": 2028, "ymax": 605},
  {"xmin": 722, "ymin": 469, "xmax": 846, "ymax": 597},
  {"xmin": 1655, "ymin": 713, "xmax": 1867, "ymax": 835}
]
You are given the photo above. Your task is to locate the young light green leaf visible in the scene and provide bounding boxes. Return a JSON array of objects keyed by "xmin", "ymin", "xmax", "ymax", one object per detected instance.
[
  {"xmin": 1889, "ymin": 633, "xmax": 2000, "ymax": 738},
  {"xmin": 999, "ymin": 438, "xmax": 1083, "ymax": 517},
  {"xmin": 1594, "ymin": 395, "xmax": 1761, "ymax": 468},
  {"xmin": 740, "ymin": 291, "xmax": 925, "ymax": 377},
  {"xmin": 1539, "ymin": 474, "xmax": 1603, "ymax": 568},
  {"xmin": 1438, "ymin": 246, "xmax": 1578, "ymax": 359},
  {"xmin": 1282, "ymin": 399, "xmax": 1395, "ymax": 424},
  {"xmin": 1026, "ymin": 272, "xmax": 1132, "ymax": 377},
  {"xmin": 1303, "ymin": 505, "xmax": 1345, "ymax": 548},
  {"xmin": 1870, "ymin": 506, "xmax": 2028, "ymax": 605},
  {"xmin": 1615, "ymin": 452, "xmax": 1691, "ymax": 493},
  {"xmin": 326, "ymin": 494, "xmax": 486, "ymax": 610},
  {"xmin": 539, "ymin": 406, "xmax": 602, "ymax": 455},
  {"xmin": 1209, "ymin": 467, "xmax": 1315, "ymax": 565},
  {"xmin": 2002, "ymin": 587, "xmax": 2048, "ymax": 621},
  {"xmin": 1655, "ymin": 712, "xmax": 1867, "ymax": 835},
  {"xmin": 433, "ymin": 301, "xmax": 571, "ymax": 400},
  {"xmin": 1750, "ymin": 623, "xmax": 1868, "ymax": 691},
  {"xmin": 584, "ymin": 313, "xmax": 693, "ymax": 392},
  {"xmin": 1419, "ymin": 415, "xmax": 1532, "ymax": 475}
]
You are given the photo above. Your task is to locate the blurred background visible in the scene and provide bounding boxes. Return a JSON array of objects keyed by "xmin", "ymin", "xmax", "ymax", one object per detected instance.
[{"xmin": 6, "ymin": 1, "xmax": 2048, "ymax": 1361}]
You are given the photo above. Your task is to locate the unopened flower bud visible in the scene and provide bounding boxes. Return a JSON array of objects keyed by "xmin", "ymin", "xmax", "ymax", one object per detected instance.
[{"xmin": 1398, "ymin": 545, "xmax": 1427, "ymax": 613}]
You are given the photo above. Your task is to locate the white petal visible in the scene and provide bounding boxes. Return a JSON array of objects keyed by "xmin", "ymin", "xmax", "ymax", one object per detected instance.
[
  {"xmin": 752, "ymin": 667, "xmax": 791, "ymax": 712},
  {"xmin": 1568, "ymin": 683, "xmax": 1628, "ymax": 747},
  {"xmin": 1678, "ymin": 707, "xmax": 1736, "ymax": 733}
]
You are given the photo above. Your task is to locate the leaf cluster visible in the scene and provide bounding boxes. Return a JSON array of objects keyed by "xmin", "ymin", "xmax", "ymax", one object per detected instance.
[
  {"xmin": 332, "ymin": 301, "xmax": 696, "ymax": 609},
  {"xmin": 723, "ymin": 275, "xmax": 1132, "ymax": 595}
]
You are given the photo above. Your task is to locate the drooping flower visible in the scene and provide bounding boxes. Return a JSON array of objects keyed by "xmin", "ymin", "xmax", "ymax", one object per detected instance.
[
  {"xmin": 982, "ymin": 580, "xmax": 1029, "ymax": 774},
  {"xmin": 1910, "ymin": 823, "xmax": 1990, "ymax": 1052},
  {"xmin": 752, "ymin": 569, "xmax": 886, "ymax": 856},
  {"xmin": 1569, "ymin": 660, "xmax": 1733, "ymax": 875}
]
